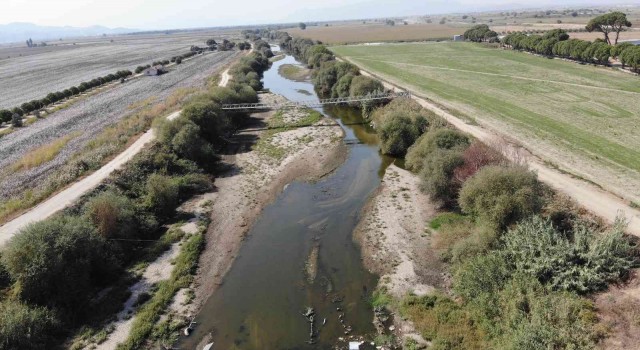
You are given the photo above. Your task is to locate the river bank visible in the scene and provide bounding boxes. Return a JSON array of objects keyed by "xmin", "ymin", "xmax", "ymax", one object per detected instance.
[
  {"xmin": 188, "ymin": 92, "xmax": 346, "ymax": 342},
  {"xmin": 354, "ymin": 164, "xmax": 446, "ymax": 347}
]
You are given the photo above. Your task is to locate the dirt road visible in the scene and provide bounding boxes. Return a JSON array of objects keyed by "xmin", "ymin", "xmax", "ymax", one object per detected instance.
[
  {"xmin": 345, "ymin": 58, "xmax": 640, "ymax": 236},
  {"xmin": 0, "ymin": 68, "xmax": 232, "ymax": 245}
]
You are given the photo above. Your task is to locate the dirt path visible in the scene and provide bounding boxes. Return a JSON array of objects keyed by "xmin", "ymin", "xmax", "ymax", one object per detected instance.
[
  {"xmin": 343, "ymin": 57, "xmax": 640, "ymax": 236},
  {"xmin": 0, "ymin": 68, "xmax": 232, "ymax": 245}
]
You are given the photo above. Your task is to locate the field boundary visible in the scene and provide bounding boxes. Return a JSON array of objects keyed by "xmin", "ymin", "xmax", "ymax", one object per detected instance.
[{"xmin": 337, "ymin": 54, "xmax": 640, "ymax": 236}]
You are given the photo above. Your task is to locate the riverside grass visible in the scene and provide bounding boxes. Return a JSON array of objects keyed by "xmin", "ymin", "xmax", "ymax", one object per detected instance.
[{"xmin": 332, "ymin": 42, "xmax": 640, "ymax": 178}]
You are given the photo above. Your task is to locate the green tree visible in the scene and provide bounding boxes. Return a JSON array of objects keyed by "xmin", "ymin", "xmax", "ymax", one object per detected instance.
[
  {"xmin": 299, "ymin": 22, "xmax": 307, "ymax": 30},
  {"xmin": 586, "ymin": 11, "xmax": 632, "ymax": 45}
]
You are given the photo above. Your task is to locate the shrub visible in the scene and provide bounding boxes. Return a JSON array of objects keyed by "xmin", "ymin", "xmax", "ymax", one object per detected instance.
[
  {"xmin": 83, "ymin": 191, "xmax": 137, "ymax": 239},
  {"xmin": 492, "ymin": 274, "xmax": 600, "ymax": 349},
  {"xmin": 377, "ymin": 114, "xmax": 428, "ymax": 156},
  {"xmin": 458, "ymin": 166, "xmax": 543, "ymax": 229},
  {"xmin": 11, "ymin": 113, "xmax": 23, "ymax": 127},
  {"xmin": 143, "ymin": 174, "xmax": 180, "ymax": 217},
  {"xmin": 401, "ymin": 293, "xmax": 485, "ymax": 348},
  {"xmin": 349, "ymin": 75, "xmax": 384, "ymax": 98},
  {"xmin": 0, "ymin": 109, "xmax": 12, "ymax": 123},
  {"xmin": 1, "ymin": 215, "xmax": 120, "ymax": 320},
  {"xmin": 419, "ymin": 149, "xmax": 465, "ymax": 207},
  {"xmin": 180, "ymin": 97, "xmax": 230, "ymax": 148},
  {"xmin": 0, "ymin": 300, "xmax": 60, "ymax": 349},
  {"xmin": 453, "ymin": 140, "xmax": 505, "ymax": 183},
  {"xmin": 331, "ymin": 73, "xmax": 355, "ymax": 98},
  {"xmin": 406, "ymin": 129, "xmax": 469, "ymax": 172},
  {"xmin": 502, "ymin": 216, "xmax": 636, "ymax": 294}
]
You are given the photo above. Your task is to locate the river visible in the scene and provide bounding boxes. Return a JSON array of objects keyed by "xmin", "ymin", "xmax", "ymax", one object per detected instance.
[{"xmin": 179, "ymin": 51, "xmax": 395, "ymax": 349}]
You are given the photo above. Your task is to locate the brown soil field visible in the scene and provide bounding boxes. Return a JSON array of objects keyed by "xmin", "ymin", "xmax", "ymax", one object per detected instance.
[{"xmin": 286, "ymin": 23, "xmax": 468, "ymax": 44}]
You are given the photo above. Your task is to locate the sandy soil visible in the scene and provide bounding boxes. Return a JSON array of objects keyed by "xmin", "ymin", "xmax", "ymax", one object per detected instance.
[
  {"xmin": 192, "ymin": 92, "xmax": 347, "ymax": 311},
  {"xmin": 344, "ymin": 58, "xmax": 640, "ymax": 238},
  {"xmin": 354, "ymin": 165, "xmax": 443, "ymax": 347},
  {"xmin": 595, "ymin": 269, "xmax": 640, "ymax": 350}
]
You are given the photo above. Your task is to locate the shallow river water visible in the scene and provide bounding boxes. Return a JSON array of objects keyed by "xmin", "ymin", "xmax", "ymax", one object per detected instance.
[{"xmin": 179, "ymin": 53, "xmax": 395, "ymax": 349}]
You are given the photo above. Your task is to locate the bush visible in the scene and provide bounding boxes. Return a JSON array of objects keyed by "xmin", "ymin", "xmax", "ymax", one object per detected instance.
[
  {"xmin": 419, "ymin": 149, "xmax": 465, "ymax": 207},
  {"xmin": 492, "ymin": 274, "xmax": 600, "ymax": 349},
  {"xmin": 401, "ymin": 293, "xmax": 485, "ymax": 348},
  {"xmin": 0, "ymin": 300, "xmax": 60, "ymax": 349},
  {"xmin": 406, "ymin": 128, "xmax": 469, "ymax": 172},
  {"xmin": 83, "ymin": 191, "xmax": 137, "ymax": 239},
  {"xmin": 349, "ymin": 75, "xmax": 384, "ymax": 98},
  {"xmin": 1, "ymin": 215, "xmax": 120, "ymax": 320},
  {"xmin": 0, "ymin": 109, "xmax": 12, "ymax": 123},
  {"xmin": 143, "ymin": 174, "xmax": 180, "ymax": 217},
  {"xmin": 452, "ymin": 140, "xmax": 505, "ymax": 183},
  {"xmin": 180, "ymin": 97, "xmax": 230, "ymax": 148},
  {"xmin": 502, "ymin": 216, "xmax": 636, "ymax": 294},
  {"xmin": 459, "ymin": 166, "xmax": 543, "ymax": 229},
  {"xmin": 331, "ymin": 73, "xmax": 355, "ymax": 98},
  {"xmin": 377, "ymin": 112, "xmax": 428, "ymax": 156}
]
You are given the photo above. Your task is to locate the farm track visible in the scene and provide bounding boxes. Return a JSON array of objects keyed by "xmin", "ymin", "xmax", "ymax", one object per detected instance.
[
  {"xmin": 0, "ymin": 51, "xmax": 238, "ymax": 201},
  {"xmin": 342, "ymin": 57, "xmax": 640, "ymax": 237},
  {"xmin": 0, "ymin": 57, "xmax": 237, "ymax": 243}
]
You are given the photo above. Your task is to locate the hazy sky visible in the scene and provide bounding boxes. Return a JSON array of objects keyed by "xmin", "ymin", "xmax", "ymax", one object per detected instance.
[{"xmin": 1, "ymin": 0, "xmax": 633, "ymax": 29}]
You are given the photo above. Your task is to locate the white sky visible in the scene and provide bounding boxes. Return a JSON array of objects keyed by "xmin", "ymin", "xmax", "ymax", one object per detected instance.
[{"xmin": 1, "ymin": 0, "xmax": 633, "ymax": 29}]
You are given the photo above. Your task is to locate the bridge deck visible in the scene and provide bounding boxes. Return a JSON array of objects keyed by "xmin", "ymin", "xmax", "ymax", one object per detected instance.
[{"xmin": 221, "ymin": 91, "xmax": 410, "ymax": 110}]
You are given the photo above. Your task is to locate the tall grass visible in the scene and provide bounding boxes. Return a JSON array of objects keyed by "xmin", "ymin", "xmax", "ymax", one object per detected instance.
[{"xmin": 10, "ymin": 132, "xmax": 80, "ymax": 172}]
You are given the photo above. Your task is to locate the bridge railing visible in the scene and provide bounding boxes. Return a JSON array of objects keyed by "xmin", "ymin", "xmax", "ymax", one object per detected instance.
[{"xmin": 221, "ymin": 91, "xmax": 411, "ymax": 110}]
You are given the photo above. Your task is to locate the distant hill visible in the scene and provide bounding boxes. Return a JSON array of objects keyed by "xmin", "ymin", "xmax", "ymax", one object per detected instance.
[{"xmin": 0, "ymin": 22, "xmax": 136, "ymax": 44}]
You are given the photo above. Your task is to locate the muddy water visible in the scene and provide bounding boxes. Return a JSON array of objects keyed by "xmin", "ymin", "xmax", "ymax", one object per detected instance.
[{"xmin": 179, "ymin": 54, "xmax": 395, "ymax": 349}]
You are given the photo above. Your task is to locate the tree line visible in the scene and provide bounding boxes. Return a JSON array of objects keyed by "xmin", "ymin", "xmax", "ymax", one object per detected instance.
[
  {"xmin": 0, "ymin": 45, "xmax": 272, "ymax": 348},
  {"xmin": 0, "ymin": 70, "xmax": 133, "ymax": 127},
  {"xmin": 502, "ymin": 29, "xmax": 640, "ymax": 71},
  {"xmin": 498, "ymin": 12, "xmax": 640, "ymax": 72}
]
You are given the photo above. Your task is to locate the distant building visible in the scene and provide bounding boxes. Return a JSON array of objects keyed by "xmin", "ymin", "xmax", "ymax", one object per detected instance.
[
  {"xmin": 453, "ymin": 35, "xmax": 464, "ymax": 42},
  {"xmin": 144, "ymin": 65, "xmax": 166, "ymax": 76}
]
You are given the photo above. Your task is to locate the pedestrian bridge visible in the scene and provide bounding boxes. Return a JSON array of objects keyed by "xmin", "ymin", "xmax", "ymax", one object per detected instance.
[{"xmin": 221, "ymin": 91, "xmax": 411, "ymax": 110}]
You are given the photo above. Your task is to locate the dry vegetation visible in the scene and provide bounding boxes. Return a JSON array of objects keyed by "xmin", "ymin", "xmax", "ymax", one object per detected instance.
[{"xmin": 9, "ymin": 132, "xmax": 79, "ymax": 172}]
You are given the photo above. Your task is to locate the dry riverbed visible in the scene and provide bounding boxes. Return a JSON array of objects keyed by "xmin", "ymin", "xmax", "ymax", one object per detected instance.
[{"xmin": 354, "ymin": 165, "xmax": 446, "ymax": 348}]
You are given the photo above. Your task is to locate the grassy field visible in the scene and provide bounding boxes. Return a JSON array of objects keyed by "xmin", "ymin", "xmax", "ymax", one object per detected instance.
[
  {"xmin": 286, "ymin": 23, "xmax": 468, "ymax": 44},
  {"xmin": 332, "ymin": 42, "xmax": 640, "ymax": 199}
]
